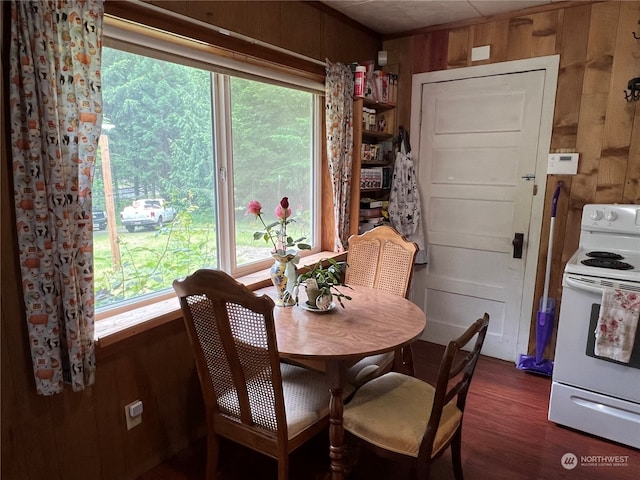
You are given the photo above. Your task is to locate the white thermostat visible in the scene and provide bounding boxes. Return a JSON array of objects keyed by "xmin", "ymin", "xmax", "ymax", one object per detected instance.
[{"xmin": 547, "ymin": 152, "xmax": 579, "ymax": 175}]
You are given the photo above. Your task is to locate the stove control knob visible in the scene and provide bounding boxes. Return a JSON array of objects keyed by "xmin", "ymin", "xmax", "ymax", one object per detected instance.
[
  {"xmin": 604, "ymin": 211, "xmax": 617, "ymax": 222},
  {"xmin": 590, "ymin": 210, "xmax": 603, "ymax": 221}
]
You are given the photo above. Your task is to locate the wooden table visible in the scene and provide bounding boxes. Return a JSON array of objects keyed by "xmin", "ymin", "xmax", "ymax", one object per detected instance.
[{"xmin": 260, "ymin": 284, "xmax": 426, "ymax": 480}]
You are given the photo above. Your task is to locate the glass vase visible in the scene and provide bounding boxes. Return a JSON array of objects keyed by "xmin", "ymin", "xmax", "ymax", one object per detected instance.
[{"xmin": 270, "ymin": 253, "xmax": 297, "ymax": 307}]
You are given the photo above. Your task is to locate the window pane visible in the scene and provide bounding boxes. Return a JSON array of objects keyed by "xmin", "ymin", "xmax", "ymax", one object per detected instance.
[
  {"xmin": 230, "ymin": 78, "xmax": 314, "ymax": 266},
  {"xmin": 95, "ymin": 47, "xmax": 217, "ymax": 309}
]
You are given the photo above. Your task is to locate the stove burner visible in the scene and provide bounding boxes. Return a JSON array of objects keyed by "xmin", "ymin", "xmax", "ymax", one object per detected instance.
[
  {"xmin": 586, "ymin": 251, "xmax": 624, "ymax": 260},
  {"xmin": 581, "ymin": 259, "xmax": 634, "ymax": 270}
]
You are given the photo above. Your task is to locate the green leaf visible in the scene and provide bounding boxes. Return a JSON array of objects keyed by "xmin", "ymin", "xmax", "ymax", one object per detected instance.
[{"xmin": 265, "ymin": 220, "xmax": 279, "ymax": 229}]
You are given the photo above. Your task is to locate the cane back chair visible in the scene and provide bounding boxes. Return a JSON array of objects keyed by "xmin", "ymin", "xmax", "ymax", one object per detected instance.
[
  {"xmin": 344, "ymin": 225, "xmax": 418, "ymax": 385},
  {"xmin": 173, "ymin": 269, "xmax": 331, "ymax": 480}
]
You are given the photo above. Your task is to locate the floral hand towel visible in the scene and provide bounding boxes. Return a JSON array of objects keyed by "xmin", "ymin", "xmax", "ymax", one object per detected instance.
[{"xmin": 594, "ymin": 288, "xmax": 640, "ymax": 363}]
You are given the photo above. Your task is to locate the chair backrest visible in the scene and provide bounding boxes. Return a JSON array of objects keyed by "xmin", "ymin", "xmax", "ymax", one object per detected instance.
[
  {"xmin": 172, "ymin": 269, "xmax": 288, "ymax": 443},
  {"xmin": 422, "ymin": 313, "xmax": 490, "ymax": 457},
  {"xmin": 345, "ymin": 225, "xmax": 418, "ymax": 298}
]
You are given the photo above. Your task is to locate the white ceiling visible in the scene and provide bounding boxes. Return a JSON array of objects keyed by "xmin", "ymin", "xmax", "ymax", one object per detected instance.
[{"xmin": 321, "ymin": 0, "xmax": 556, "ymax": 35}]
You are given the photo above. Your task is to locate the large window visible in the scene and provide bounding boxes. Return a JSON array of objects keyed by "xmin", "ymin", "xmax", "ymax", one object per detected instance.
[{"xmin": 93, "ymin": 41, "xmax": 321, "ymax": 312}]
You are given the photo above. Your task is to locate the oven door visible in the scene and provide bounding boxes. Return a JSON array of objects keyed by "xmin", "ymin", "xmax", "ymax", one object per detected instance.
[{"xmin": 552, "ymin": 274, "xmax": 640, "ymax": 403}]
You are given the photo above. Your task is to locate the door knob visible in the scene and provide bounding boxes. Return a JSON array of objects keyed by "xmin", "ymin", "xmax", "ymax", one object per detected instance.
[{"xmin": 512, "ymin": 233, "xmax": 524, "ymax": 259}]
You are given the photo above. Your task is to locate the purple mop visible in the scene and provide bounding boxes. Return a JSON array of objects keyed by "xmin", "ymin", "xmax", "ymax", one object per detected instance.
[{"xmin": 517, "ymin": 181, "xmax": 563, "ymax": 376}]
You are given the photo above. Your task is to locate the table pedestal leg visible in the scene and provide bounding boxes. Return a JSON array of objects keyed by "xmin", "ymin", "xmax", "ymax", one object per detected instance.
[
  {"xmin": 329, "ymin": 385, "xmax": 345, "ymax": 480},
  {"xmin": 327, "ymin": 360, "xmax": 347, "ymax": 480}
]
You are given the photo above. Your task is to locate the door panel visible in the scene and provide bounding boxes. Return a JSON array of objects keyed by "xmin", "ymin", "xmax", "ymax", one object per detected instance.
[
  {"xmin": 415, "ymin": 70, "xmax": 546, "ymax": 361},
  {"xmin": 432, "ymin": 147, "xmax": 519, "ymax": 184},
  {"xmin": 434, "ymin": 91, "xmax": 525, "ymax": 133},
  {"xmin": 425, "ymin": 289, "xmax": 507, "ymax": 346}
]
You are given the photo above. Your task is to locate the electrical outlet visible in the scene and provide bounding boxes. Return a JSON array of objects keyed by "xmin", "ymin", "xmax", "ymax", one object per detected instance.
[{"xmin": 124, "ymin": 400, "xmax": 143, "ymax": 430}]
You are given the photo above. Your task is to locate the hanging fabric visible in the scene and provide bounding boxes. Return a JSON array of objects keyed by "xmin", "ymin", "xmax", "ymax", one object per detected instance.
[
  {"xmin": 325, "ymin": 60, "xmax": 354, "ymax": 252},
  {"xmin": 388, "ymin": 127, "xmax": 427, "ymax": 264},
  {"xmin": 9, "ymin": 0, "xmax": 104, "ymax": 395}
]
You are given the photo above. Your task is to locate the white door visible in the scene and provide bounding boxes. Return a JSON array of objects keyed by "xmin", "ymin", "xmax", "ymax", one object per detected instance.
[{"xmin": 410, "ymin": 59, "xmax": 557, "ymax": 362}]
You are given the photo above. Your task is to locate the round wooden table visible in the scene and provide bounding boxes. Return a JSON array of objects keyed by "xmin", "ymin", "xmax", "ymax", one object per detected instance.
[{"xmin": 261, "ymin": 284, "xmax": 426, "ymax": 480}]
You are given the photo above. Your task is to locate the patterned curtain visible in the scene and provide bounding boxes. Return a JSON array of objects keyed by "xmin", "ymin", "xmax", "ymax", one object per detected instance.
[
  {"xmin": 9, "ymin": 0, "xmax": 104, "ymax": 395},
  {"xmin": 325, "ymin": 60, "xmax": 354, "ymax": 252}
]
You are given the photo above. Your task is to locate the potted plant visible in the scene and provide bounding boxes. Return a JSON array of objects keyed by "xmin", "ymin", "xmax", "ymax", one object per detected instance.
[{"xmin": 294, "ymin": 258, "xmax": 352, "ymax": 310}]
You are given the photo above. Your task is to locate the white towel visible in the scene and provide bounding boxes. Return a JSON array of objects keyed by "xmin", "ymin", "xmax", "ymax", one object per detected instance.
[{"xmin": 594, "ymin": 288, "xmax": 640, "ymax": 363}]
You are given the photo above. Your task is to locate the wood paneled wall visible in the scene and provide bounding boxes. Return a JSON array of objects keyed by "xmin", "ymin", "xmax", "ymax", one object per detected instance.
[
  {"xmin": 143, "ymin": 0, "xmax": 381, "ymax": 74},
  {"xmin": 0, "ymin": 3, "xmax": 380, "ymax": 479},
  {"xmin": 11, "ymin": 1, "xmax": 639, "ymax": 477},
  {"xmin": 383, "ymin": 1, "xmax": 640, "ymax": 357}
]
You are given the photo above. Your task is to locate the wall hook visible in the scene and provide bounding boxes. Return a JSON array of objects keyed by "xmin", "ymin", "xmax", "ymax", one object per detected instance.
[{"xmin": 624, "ymin": 77, "xmax": 640, "ymax": 102}]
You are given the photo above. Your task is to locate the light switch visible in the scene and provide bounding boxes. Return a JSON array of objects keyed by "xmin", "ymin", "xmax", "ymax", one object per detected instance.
[{"xmin": 129, "ymin": 400, "xmax": 144, "ymax": 417}]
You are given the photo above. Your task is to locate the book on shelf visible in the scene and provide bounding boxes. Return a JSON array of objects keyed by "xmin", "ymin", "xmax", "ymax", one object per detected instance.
[
  {"xmin": 359, "ymin": 207, "xmax": 382, "ymax": 218},
  {"xmin": 382, "ymin": 166, "xmax": 393, "ymax": 189},
  {"xmin": 369, "ymin": 71, "xmax": 398, "ymax": 105},
  {"xmin": 360, "ymin": 198, "xmax": 384, "ymax": 209},
  {"xmin": 360, "ymin": 167, "xmax": 382, "ymax": 189},
  {"xmin": 372, "ymin": 70, "xmax": 388, "ymax": 104},
  {"xmin": 360, "ymin": 166, "xmax": 393, "ymax": 190},
  {"xmin": 361, "ymin": 143, "xmax": 381, "ymax": 163}
]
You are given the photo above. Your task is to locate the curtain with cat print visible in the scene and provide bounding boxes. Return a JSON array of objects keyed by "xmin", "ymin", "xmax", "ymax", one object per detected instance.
[{"xmin": 9, "ymin": 0, "xmax": 104, "ymax": 395}]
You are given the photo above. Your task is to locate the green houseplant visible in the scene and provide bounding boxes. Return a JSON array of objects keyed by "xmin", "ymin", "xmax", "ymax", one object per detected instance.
[{"xmin": 294, "ymin": 258, "xmax": 352, "ymax": 309}]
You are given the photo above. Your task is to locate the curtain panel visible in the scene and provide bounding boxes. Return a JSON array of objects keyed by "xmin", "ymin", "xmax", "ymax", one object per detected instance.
[
  {"xmin": 325, "ymin": 60, "xmax": 354, "ymax": 252},
  {"xmin": 9, "ymin": 0, "xmax": 104, "ymax": 395}
]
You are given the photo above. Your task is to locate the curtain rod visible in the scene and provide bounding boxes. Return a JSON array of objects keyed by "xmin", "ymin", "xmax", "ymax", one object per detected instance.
[{"xmin": 126, "ymin": 0, "xmax": 327, "ymax": 68}]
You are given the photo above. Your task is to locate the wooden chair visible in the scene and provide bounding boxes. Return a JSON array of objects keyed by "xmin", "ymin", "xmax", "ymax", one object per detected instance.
[
  {"xmin": 344, "ymin": 225, "xmax": 418, "ymax": 385},
  {"xmin": 343, "ymin": 313, "xmax": 490, "ymax": 480},
  {"xmin": 173, "ymin": 269, "xmax": 332, "ymax": 480}
]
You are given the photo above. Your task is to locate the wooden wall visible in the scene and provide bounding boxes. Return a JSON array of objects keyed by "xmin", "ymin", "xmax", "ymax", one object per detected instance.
[
  {"xmin": 11, "ymin": 1, "xmax": 639, "ymax": 477},
  {"xmin": 0, "ymin": 3, "xmax": 380, "ymax": 479},
  {"xmin": 383, "ymin": 0, "xmax": 640, "ymax": 357},
  {"xmin": 145, "ymin": 0, "xmax": 380, "ymax": 68}
]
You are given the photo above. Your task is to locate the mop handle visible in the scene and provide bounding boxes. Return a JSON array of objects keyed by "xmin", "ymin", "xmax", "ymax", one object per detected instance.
[
  {"xmin": 550, "ymin": 181, "xmax": 562, "ymax": 218},
  {"xmin": 542, "ymin": 182, "xmax": 563, "ymax": 310}
]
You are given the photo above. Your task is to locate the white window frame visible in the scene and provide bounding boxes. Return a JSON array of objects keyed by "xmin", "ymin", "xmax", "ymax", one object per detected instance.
[{"xmin": 96, "ymin": 18, "xmax": 323, "ymax": 317}]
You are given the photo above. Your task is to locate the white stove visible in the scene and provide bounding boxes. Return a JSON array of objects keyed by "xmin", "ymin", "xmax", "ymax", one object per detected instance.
[
  {"xmin": 549, "ymin": 204, "xmax": 640, "ymax": 449},
  {"xmin": 563, "ymin": 204, "xmax": 640, "ymax": 282}
]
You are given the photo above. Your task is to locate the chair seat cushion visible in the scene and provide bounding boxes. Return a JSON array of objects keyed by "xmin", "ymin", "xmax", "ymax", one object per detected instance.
[
  {"xmin": 346, "ymin": 352, "xmax": 394, "ymax": 387},
  {"xmin": 281, "ymin": 363, "xmax": 355, "ymax": 438},
  {"xmin": 343, "ymin": 372, "xmax": 462, "ymax": 458}
]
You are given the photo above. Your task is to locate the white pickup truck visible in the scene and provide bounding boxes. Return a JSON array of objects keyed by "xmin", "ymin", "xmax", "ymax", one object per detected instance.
[{"xmin": 120, "ymin": 198, "xmax": 176, "ymax": 232}]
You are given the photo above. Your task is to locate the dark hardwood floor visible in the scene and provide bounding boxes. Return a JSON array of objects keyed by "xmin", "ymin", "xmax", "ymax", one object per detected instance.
[{"xmin": 139, "ymin": 340, "xmax": 640, "ymax": 480}]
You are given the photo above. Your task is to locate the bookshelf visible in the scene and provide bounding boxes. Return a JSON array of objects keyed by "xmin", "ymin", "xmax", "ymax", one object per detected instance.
[{"xmin": 350, "ymin": 96, "xmax": 396, "ymax": 237}]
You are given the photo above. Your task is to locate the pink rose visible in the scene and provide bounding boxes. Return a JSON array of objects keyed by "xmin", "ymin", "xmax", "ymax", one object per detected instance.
[
  {"xmin": 247, "ymin": 200, "xmax": 262, "ymax": 216},
  {"xmin": 275, "ymin": 205, "xmax": 291, "ymax": 220}
]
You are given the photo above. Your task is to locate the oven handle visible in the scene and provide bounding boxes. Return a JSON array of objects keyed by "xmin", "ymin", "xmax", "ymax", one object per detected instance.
[
  {"xmin": 564, "ymin": 276, "xmax": 640, "ymax": 295},
  {"xmin": 564, "ymin": 276, "xmax": 605, "ymax": 295}
]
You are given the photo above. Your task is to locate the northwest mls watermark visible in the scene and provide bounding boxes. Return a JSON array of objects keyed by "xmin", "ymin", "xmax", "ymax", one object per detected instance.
[{"xmin": 561, "ymin": 452, "xmax": 630, "ymax": 469}]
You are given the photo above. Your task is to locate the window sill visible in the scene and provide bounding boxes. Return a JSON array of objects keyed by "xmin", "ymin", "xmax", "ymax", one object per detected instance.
[{"xmin": 95, "ymin": 251, "xmax": 346, "ymax": 351}]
